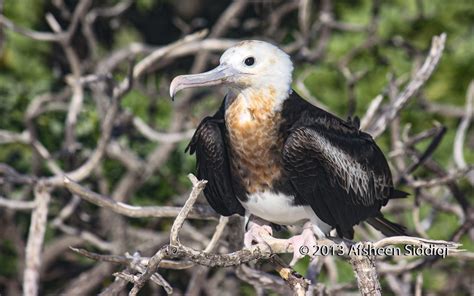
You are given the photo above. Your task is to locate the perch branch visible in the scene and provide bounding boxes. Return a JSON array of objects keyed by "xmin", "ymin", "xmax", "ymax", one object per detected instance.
[{"xmin": 128, "ymin": 174, "xmax": 207, "ymax": 295}]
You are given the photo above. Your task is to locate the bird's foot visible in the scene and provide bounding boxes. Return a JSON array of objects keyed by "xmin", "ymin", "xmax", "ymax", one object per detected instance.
[
  {"xmin": 288, "ymin": 226, "xmax": 317, "ymax": 266},
  {"xmin": 244, "ymin": 223, "xmax": 273, "ymax": 248}
]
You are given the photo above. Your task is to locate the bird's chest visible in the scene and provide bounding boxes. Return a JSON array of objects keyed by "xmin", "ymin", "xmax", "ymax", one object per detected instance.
[{"xmin": 225, "ymin": 96, "xmax": 284, "ymax": 194}]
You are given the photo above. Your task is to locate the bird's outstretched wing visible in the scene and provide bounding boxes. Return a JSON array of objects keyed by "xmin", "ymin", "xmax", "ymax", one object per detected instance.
[
  {"xmin": 281, "ymin": 93, "xmax": 407, "ymax": 238},
  {"xmin": 186, "ymin": 102, "xmax": 245, "ymax": 216}
]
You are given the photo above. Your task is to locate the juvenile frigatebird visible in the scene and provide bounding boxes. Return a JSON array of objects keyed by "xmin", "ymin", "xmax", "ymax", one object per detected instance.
[{"xmin": 170, "ymin": 40, "xmax": 407, "ymax": 264}]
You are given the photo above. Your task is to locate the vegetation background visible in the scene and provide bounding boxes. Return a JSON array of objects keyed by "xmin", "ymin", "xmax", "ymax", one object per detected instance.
[{"xmin": 0, "ymin": 0, "xmax": 473, "ymax": 295}]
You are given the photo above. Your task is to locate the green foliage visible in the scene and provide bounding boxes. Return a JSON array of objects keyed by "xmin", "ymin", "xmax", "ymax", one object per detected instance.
[
  {"xmin": 0, "ymin": 239, "xmax": 18, "ymax": 277},
  {"xmin": 136, "ymin": 0, "xmax": 157, "ymax": 12},
  {"xmin": 292, "ymin": 255, "xmax": 310, "ymax": 276}
]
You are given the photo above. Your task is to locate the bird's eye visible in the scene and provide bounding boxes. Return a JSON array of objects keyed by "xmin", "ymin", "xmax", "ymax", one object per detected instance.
[{"xmin": 244, "ymin": 57, "xmax": 255, "ymax": 66}]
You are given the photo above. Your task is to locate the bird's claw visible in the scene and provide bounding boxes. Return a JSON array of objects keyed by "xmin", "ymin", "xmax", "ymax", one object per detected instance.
[
  {"xmin": 244, "ymin": 224, "xmax": 273, "ymax": 248},
  {"xmin": 288, "ymin": 227, "xmax": 317, "ymax": 266}
]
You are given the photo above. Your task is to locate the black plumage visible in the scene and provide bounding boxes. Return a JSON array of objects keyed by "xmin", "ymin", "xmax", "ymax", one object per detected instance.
[
  {"xmin": 185, "ymin": 102, "xmax": 245, "ymax": 216},
  {"xmin": 186, "ymin": 90, "xmax": 407, "ymax": 239}
]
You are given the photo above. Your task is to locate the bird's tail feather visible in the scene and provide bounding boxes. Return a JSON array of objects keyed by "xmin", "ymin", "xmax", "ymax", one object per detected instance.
[
  {"xmin": 390, "ymin": 189, "xmax": 409, "ymax": 199},
  {"xmin": 366, "ymin": 215, "xmax": 408, "ymax": 237}
]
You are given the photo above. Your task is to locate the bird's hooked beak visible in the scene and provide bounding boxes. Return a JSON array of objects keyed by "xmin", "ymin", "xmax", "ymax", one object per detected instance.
[{"xmin": 169, "ymin": 64, "xmax": 239, "ymax": 99}]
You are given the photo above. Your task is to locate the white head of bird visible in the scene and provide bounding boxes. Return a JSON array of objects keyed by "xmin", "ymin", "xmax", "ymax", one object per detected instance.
[{"xmin": 170, "ymin": 40, "xmax": 294, "ymax": 112}]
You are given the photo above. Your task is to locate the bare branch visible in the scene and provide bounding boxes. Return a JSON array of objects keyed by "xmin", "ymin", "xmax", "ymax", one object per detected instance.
[
  {"xmin": 133, "ymin": 117, "xmax": 195, "ymax": 143},
  {"xmin": 133, "ymin": 29, "xmax": 208, "ymax": 80},
  {"xmin": 204, "ymin": 216, "xmax": 229, "ymax": 253},
  {"xmin": 63, "ymin": 176, "xmax": 217, "ymax": 219},
  {"xmin": 0, "ymin": 15, "xmax": 64, "ymax": 41},
  {"xmin": 127, "ymin": 175, "xmax": 208, "ymax": 295},
  {"xmin": 0, "ymin": 195, "xmax": 36, "ymax": 211},
  {"xmin": 454, "ymin": 81, "xmax": 474, "ymax": 184},
  {"xmin": 350, "ymin": 253, "xmax": 381, "ymax": 296},
  {"xmin": 170, "ymin": 174, "xmax": 208, "ymax": 245},
  {"xmin": 367, "ymin": 33, "xmax": 446, "ymax": 137},
  {"xmin": 360, "ymin": 95, "xmax": 383, "ymax": 130},
  {"xmin": 70, "ymin": 247, "xmax": 194, "ymax": 270},
  {"xmin": 407, "ymin": 167, "xmax": 473, "ymax": 188},
  {"xmin": 23, "ymin": 183, "xmax": 51, "ymax": 296},
  {"xmin": 236, "ymin": 264, "xmax": 292, "ymax": 295}
]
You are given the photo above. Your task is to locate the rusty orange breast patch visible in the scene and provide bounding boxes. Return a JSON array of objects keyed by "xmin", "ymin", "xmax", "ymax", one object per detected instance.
[{"xmin": 225, "ymin": 91, "xmax": 284, "ymax": 193}]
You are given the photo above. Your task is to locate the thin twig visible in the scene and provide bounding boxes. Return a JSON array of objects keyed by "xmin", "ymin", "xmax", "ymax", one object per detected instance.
[{"xmin": 454, "ymin": 81, "xmax": 474, "ymax": 184}]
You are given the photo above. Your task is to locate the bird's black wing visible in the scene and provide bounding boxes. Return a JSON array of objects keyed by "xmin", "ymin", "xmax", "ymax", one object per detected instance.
[
  {"xmin": 281, "ymin": 92, "xmax": 407, "ymax": 238},
  {"xmin": 185, "ymin": 100, "xmax": 245, "ymax": 216}
]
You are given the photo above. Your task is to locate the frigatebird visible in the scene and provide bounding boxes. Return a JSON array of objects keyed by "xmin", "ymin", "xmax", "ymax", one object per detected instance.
[{"xmin": 170, "ymin": 40, "xmax": 408, "ymax": 264}]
